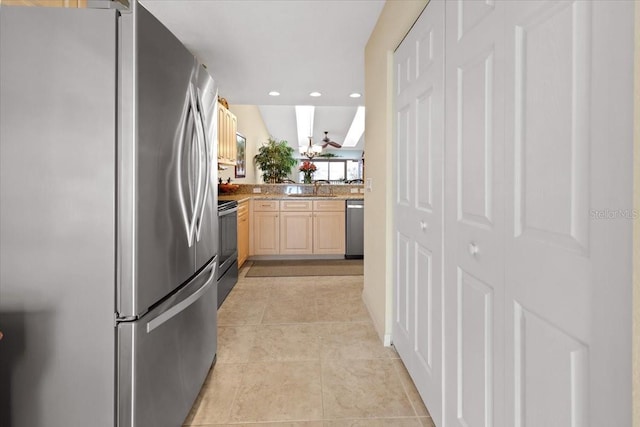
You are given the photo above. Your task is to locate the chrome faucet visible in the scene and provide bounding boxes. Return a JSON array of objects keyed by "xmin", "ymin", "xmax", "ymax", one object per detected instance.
[{"xmin": 313, "ymin": 181, "xmax": 321, "ymax": 195}]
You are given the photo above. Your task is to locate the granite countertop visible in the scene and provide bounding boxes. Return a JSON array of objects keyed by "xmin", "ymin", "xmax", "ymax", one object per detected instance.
[{"xmin": 218, "ymin": 194, "xmax": 364, "ymax": 202}]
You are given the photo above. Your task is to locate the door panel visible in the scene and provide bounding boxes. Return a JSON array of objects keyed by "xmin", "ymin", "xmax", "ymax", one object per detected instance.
[
  {"xmin": 313, "ymin": 211, "xmax": 345, "ymax": 254},
  {"xmin": 444, "ymin": 1, "xmax": 505, "ymax": 426},
  {"xmin": 512, "ymin": 1, "xmax": 590, "ymax": 254},
  {"xmin": 414, "ymin": 244, "xmax": 433, "ymax": 372},
  {"xmin": 393, "ymin": 1, "xmax": 444, "ymax": 425},
  {"xmin": 512, "ymin": 303, "xmax": 588, "ymax": 427},
  {"xmin": 415, "ymin": 90, "xmax": 434, "ymax": 212},
  {"xmin": 458, "ymin": 49, "xmax": 495, "ymax": 228},
  {"xmin": 503, "ymin": 2, "xmax": 633, "ymax": 426},
  {"xmin": 457, "ymin": 268, "xmax": 495, "ymax": 427},
  {"xmin": 280, "ymin": 212, "xmax": 313, "ymax": 255},
  {"xmin": 253, "ymin": 212, "xmax": 280, "ymax": 255}
]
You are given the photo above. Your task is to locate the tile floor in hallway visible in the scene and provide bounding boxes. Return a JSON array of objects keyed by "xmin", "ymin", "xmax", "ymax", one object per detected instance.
[{"xmin": 184, "ymin": 263, "xmax": 435, "ymax": 427}]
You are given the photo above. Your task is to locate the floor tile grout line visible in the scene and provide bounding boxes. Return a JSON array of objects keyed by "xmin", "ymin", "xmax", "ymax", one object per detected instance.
[
  {"xmin": 223, "ymin": 361, "xmax": 250, "ymax": 425},
  {"xmin": 319, "ymin": 353, "xmax": 326, "ymax": 422},
  {"xmin": 207, "ymin": 271, "xmax": 423, "ymax": 425},
  {"xmin": 391, "ymin": 357, "xmax": 424, "ymax": 419}
]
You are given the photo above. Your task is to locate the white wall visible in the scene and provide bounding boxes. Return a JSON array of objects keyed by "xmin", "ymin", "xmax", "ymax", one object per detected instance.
[
  {"xmin": 218, "ymin": 104, "xmax": 269, "ymax": 184},
  {"xmin": 362, "ymin": 0, "xmax": 427, "ymax": 343},
  {"xmin": 633, "ymin": 2, "xmax": 639, "ymax": 425}
]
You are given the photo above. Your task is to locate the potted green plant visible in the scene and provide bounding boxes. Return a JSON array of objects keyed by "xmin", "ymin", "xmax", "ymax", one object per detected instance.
[{"xmin": 253, "ymin": 137, "xmax": 296, "ymax": 183}]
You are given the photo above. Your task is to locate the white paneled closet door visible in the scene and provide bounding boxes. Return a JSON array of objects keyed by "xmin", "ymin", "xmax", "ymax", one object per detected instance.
[
  {"xmin": 393, "ymin": 1, "xmax": 445, "ymax": 425},
  {"xmin": 443, "ymin": 1, "xmax": 506, "ymax": 427},
  {"xmin": 502, "ymin": 2, "xmax": 634, "ymax": 427}
]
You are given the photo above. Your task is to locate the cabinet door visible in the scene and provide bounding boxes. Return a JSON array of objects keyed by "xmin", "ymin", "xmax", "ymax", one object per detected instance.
[
  {"xmin": 253, "ymin": 211, "xmax": 279, "ymax": 255},
  {"xmin": 313, "ymin": 200, "xmax": 344, "ymax": 212},
  {"xmin": 216, "ymin": 106, "xmax": 237, "ymax": 165},
  {"xmin": 313, "ymin": 211, "xmax": 345, "ymax": 254},
  {"xmin": 217, "ymin": 105, "xmax": 226, "ymax": 161},
  {"xmin": 230, "ymin": 111, "xmax": 237, "ymax": 161},
  {"xmin": 2, "ymin": 0, "xmax": 87, "ymax": 6},
  {"xmin": 237, "ymin": 201, "xmax": 249, "ymax": 267},
  {"xmin": 280, "ymin": 211, "xmax": 313, "ymax": 255}
]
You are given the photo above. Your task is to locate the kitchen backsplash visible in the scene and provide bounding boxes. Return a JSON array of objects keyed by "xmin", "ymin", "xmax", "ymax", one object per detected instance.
[{"xmin": 228, "ymin": 183, "xmax": 364, "ymax": 196}]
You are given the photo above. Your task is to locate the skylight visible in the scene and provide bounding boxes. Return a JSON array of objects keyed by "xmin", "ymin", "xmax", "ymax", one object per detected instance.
[
  {"xmin": 295, "ymin": 105, "xmax": 315, "ymax": 147},
  {"xmin": 341, "ymin": 106, "xmax": 365, "ymax": 147}
]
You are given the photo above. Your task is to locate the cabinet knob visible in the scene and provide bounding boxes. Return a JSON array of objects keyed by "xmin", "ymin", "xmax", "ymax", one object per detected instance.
[
  {"xmin": 420, "ymin": 220, "xmax": 427, "ymax": 231},
  {"xmin": 468, "ymin": 242, "xmax": 479, "ymax": 256}
]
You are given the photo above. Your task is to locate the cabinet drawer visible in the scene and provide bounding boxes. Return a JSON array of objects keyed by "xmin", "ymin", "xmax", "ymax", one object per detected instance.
[
  {"xmin": 280, "ymin": 200, "xmax": 312, "ymax": 212},
  {"xmin": 253, "ymin": 200, "xmax": 279, "ymax": 212},
  {"xmin": 313, "ymin": 200, "xmax": 345, "ymax": 212},
  {"xmin": 238, "ymin": 200, "xmax": 249, "ymax": 216}
]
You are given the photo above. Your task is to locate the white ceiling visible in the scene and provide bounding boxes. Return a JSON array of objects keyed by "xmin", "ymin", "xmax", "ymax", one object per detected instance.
[{"xmin": 140, "ymin": 0, "xmax": 385, "ymax": 153}]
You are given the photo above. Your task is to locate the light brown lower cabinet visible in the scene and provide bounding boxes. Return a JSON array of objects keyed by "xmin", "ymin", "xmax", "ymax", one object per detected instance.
[
  {"xmin": 279, "ymin": 211, "xmax": 313, "ymax": 254},
  {"xmin": 252, "ymin": 200, "xmax": 279, "ymax": 255},
  {"xmin": 312, "ymin": 210, "xmax": 345, "ymax": 254},
  {"xmin": 237, "ymin": 199, "xmax": 249, "ymax": 267},
  {"xmin": 251, "ymin": 199, "xmax": 345, "ymax": 256}
]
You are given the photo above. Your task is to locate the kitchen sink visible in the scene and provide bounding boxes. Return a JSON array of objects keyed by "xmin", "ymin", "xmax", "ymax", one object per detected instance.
[{"xmin": 287, "ymin": 194, "xmax": 337, "ymax": 198}]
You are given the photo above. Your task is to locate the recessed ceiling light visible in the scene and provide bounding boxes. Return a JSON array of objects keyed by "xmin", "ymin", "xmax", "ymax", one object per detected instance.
[
  {"xmin": 309, "ymin": 92, "xmax": 322, "ymax": 97},
  {"xmin": 268, "ymin": 91, "xmax": 280, "ymax": 96},
  {"xmin": 349, "ymin": 92, "xmax": 362, "ymax": 98}
]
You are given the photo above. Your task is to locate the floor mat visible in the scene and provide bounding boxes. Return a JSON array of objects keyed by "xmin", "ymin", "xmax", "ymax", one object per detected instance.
[{"xmin": 245, "ymin": 259, "xmax": 364, "ymax": 277}]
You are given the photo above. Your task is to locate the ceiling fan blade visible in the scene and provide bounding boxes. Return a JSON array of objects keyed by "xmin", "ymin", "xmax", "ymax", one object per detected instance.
[{"xmin": 321, "ymin": 131, "xmax": 342, "ymax": 148}]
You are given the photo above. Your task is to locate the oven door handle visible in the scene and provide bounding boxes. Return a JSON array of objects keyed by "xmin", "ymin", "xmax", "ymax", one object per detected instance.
[{"xmin": 218, "ymin": 206, "xmax": 238, "ymax": 217}]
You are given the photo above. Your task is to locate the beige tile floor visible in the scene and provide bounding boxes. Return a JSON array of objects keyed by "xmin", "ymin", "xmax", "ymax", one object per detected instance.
[{"xmin": 184, "ymin": 263, "xmax": 435, "ymax": 427}]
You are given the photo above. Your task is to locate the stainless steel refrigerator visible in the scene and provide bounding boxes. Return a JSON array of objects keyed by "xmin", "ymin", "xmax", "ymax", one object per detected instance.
[{"xmin": 0, "ymin": 3, "xmax": 219, "ymax": 427}]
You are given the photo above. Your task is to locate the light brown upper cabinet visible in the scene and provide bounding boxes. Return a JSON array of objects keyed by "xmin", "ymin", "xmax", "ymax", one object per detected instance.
[
  {"xmin": 1, "ymin": 0, "xmax": 87, "ymax": 6},
  {"xmin": 217, "ymin": 103, "xmax": 237, "ymax": 166}
]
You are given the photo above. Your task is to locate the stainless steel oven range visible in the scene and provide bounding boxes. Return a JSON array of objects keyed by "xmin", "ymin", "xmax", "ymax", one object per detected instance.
[{"xmin": 217, "ymin": 200, "xmax": 239, "ymax": 307}]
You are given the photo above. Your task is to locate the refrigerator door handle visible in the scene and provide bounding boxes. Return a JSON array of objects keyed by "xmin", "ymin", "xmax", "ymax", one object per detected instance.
[
  {"xmin": 146, "ymin": 260, "xmax": 217, "ymax": 333},
  {"xmin": 188, "ymin": 83, "xmax": 204, "ymax": 244},
  {"xmin": 194, "ymin": 89, "xmax": 210, "ymax": 241},
  {"xmin": 176, "ymin": 91, "xmax": 195, "ymax": 247}
]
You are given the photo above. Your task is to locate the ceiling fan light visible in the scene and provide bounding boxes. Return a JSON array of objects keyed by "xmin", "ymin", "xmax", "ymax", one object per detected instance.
[{"xmin": 309, "ymin": 91, "xmax": 322, "ymax": 97}]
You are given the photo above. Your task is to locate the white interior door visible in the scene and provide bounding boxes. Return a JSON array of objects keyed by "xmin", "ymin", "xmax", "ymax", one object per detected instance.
[
  {"xmin": 443, "ymin": 1, "xmax": 506, "ymax": 427},
  {"xmin": 502, "ymin": 2, "xmax": 634, "ymax": 426},
  {"xmin": 395, "ymin": 2, "xmax": 633, "ymax": 427},
  {"xmin": 393, "ymin": 1, "xmax": 445, "ymax": 425}
]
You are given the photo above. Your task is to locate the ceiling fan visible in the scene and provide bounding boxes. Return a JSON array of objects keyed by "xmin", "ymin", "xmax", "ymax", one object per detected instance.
[{"xmin": 321, "ymin": 131, "xmax": 342, "ymax": 149}]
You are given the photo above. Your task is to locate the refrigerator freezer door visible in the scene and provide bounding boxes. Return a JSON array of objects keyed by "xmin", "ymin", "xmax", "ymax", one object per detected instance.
[
  {"xmin": 117, "ymin": 258, "xmax": 217, "ymax": 427},
  {"xmin": 119, "ymin": 4, "xmax": 201, "ymax": 317}
]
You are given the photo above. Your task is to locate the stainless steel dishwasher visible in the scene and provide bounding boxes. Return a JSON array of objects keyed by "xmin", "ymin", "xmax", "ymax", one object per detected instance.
[{"xmin": 345, "ymin": 199, "xmax": 364, "ymax": 258}]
